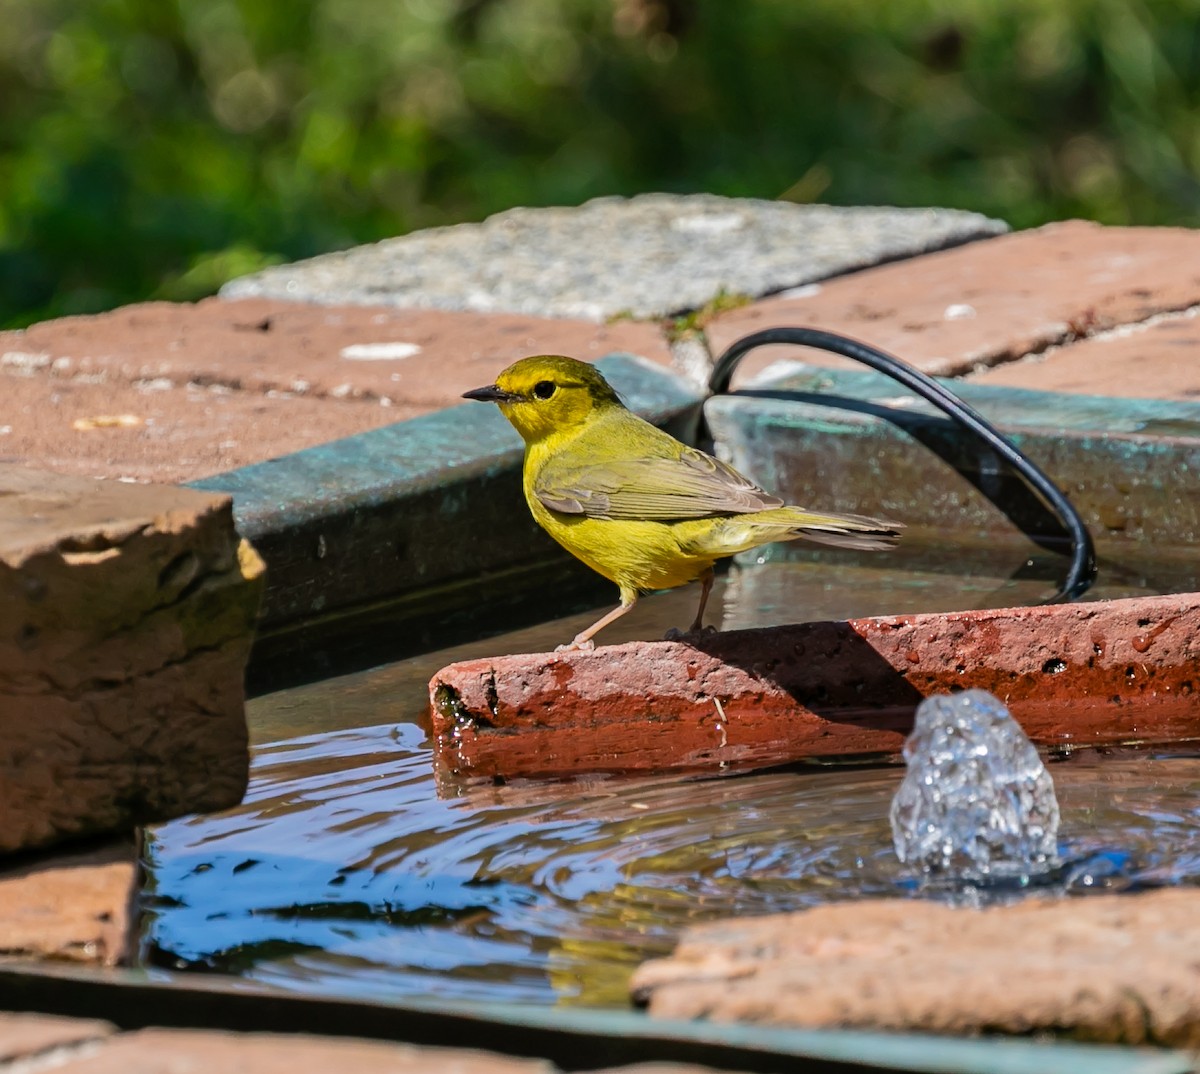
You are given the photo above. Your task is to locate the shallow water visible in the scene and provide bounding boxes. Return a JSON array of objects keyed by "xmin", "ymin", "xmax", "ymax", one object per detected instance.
[
  {"xmin": 141, "ymin": 728, "xmax": 1200, "ymax": 1007},
  {"xmin": 141, "ymin": 550, "xmax": 1200, "ymax": 1008}
]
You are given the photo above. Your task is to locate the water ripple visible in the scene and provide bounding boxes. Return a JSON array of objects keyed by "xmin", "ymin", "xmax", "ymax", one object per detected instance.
[{"xmin": 143, "ymin": 719, "xmax": 1200, "ymax": 1007}]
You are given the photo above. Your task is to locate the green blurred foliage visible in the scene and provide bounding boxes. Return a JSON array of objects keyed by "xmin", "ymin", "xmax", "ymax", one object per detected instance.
[{"xmin": 2, "ymin": 0, "xmax": 1199, "ymax": 327}]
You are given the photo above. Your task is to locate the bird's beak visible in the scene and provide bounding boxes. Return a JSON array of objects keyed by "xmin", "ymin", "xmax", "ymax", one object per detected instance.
[{"xmin": 463, "ymin": 384, "xmax": 520, "ymax": 403}]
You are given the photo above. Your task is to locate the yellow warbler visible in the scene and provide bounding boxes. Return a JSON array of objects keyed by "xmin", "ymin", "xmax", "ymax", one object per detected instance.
[{"xmin": 464, "ymin": 356, "xmax": 900, "ymax": 650}]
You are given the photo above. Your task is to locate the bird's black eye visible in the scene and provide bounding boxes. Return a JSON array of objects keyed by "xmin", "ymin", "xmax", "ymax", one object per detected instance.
[{"xmin": 532, "ymin": 380, "xmax": 556, "ymax": 400}]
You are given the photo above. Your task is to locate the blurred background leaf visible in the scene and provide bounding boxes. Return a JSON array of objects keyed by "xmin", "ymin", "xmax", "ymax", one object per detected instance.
[{"xmin": 2, "ymin": 0, "xmax": 1198, "ymax": 327}]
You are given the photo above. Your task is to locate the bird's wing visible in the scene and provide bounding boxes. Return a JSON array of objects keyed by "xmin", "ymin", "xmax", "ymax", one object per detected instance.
[{"xmin": 534, "ymin": 445, "xmax": 783, "ymax": 520}]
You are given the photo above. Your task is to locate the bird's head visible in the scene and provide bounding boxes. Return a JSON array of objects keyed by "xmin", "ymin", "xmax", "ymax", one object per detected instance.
[{"xmin": 463, "ymin": 355, "xmax": 623, "ymax": 444}]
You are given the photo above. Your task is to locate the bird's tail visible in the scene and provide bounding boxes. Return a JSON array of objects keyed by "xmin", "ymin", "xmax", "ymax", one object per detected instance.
[
  {"xmin": 684, "ymin": 507, "xmax": 902, "ymax": 557},
  {"xmin": 773, "ymin": 507, "xmax": 902, "ymax": 551}
]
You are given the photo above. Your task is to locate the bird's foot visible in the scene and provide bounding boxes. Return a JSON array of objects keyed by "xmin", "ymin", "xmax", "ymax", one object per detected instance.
[
  {"xmin": 554, "ymin": 637, "xmax": 596, "ymax": 654},
  {"xmin": 664, "ymin": 624, "xmax": 718, "ymax": 642}
]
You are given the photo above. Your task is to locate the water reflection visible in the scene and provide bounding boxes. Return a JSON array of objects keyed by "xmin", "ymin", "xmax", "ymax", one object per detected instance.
[
  {"xmin": 142, "ymin": 552, "xmax": 1200, "ymax": 1008},
  {"xmin": 143, "ymin": 716, "xmax": 1200, "ymax": 1007}
]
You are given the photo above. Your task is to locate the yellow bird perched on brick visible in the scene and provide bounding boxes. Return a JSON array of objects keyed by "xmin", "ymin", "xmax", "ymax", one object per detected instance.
[{"xmin": 464, "ymin": 356, "xmax": 901, "ymax": 650}]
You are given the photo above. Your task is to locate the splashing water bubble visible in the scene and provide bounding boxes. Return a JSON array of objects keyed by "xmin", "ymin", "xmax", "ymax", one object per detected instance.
[{"xmin": 890, "ymin": 690, "xmax": 1060, "ymax": 887}]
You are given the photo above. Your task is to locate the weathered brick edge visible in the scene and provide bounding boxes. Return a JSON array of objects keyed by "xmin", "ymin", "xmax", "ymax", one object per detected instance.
[
  {"xmin": 1, "ymin": 468, "xmax": 263, "ymax": 853},
  {"xmin": 431, "ymin": 593, "xmax": 1200, "ymax": 781}
]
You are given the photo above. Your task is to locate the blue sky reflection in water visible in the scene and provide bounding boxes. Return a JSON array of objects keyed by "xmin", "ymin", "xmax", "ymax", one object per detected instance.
[
  {"xmin": 141, "ymin": 718, "xmax": 904, "ymax": 1006},
  {"xmin": 142, "ymin": 720, "xmax": 1200, "ymax": 1007},
  {"xmin": 141, "ymin": 554, "xmax": 1200, "ymax": 1007}
]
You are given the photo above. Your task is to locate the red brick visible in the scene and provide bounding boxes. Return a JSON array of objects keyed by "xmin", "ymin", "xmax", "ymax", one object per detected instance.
[
  {"xmin": 707, "ymin": 221, "xmax": 1200, "ymax": 389},
  {"xmin": 631, "ymin": 887, "xmax": 1200, "ymax": 1046},
  {"xmin": 0, "ymin": 371, "xmax": 421, "ymax": 484},
  {"xmin": 54, "ymin": 1029, "xmax": 553, "ymax": 1074},
  {"xmin": 0, "ymin": 298, "xmax": 672, "ymax": 484},
  {"xmin": 1, "ymin": 466, "xmax": 260, "ymax": 852},
  {"xmin": 431, "ymin": 593, "xmax": 1200, "ymax": 781},
  {"xmin": 970, "ymin": 310, "xmax": 1200, "ymax": 399},
  {"xmin": 0, "ymin": 842, "xmax": 134, "ymax": 965},
  {"xmin": 0, "ymin": 1012, "xmax": 113, "ymax": 1060}
]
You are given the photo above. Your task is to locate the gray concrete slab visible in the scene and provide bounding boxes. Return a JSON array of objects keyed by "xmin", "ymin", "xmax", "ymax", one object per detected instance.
[{"xmin": 221, "ymin": 194, "xmax": 1007, "ymax": 321}]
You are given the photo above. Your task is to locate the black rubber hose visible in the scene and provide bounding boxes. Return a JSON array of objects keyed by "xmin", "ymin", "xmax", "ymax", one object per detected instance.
[{"xmin": 708, "ymin": 327, "xmax": 1097, "ymax": 601}]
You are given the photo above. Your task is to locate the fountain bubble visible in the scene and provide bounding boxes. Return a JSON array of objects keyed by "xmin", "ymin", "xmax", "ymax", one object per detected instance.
[{"xmin": 890, "ymin": 689, "xmax": 1060, "ymax": 885}]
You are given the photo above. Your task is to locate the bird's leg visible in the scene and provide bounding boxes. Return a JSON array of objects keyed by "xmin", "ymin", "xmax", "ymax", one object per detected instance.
[
  {"xmin": 689, "ymin": 567, "xmax": 715, "ymax": 632},
  {"xmin": 664, "ymin": 568, "xmax": 717, "ymax": 642},
  {"xmin": 557, "ymin": 593, "xmax": 637, "ymax": 652}
]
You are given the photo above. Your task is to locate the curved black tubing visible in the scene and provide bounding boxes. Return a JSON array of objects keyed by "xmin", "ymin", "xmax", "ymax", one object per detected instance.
[{"xmin": 708, "ymin": 327, "xmax": 1097, "ymax": 601}]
